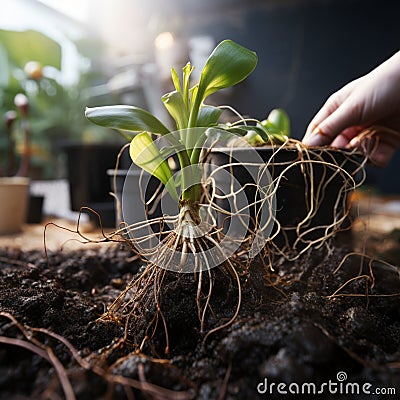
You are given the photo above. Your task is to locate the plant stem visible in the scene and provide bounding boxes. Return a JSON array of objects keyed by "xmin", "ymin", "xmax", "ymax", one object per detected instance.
[
  {"xmin": 188, "ymin": 92, "xmax": 202, "ymax": 129},
  {"xmin": 6, "ymin": 125, "xmax": 16, "ymax": 176},
  {"xmin": 16, "ymin": 118, "xmax": 30, "ymax": 177},
  {"xmin": 190, "ymin": 147, "xmax": 201, "ymax": 165},
  {"xmin": 176, "ymin": 150, "xmax": 196, "ymax": 203}
]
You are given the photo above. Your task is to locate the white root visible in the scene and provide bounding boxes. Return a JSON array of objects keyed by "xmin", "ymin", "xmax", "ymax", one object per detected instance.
[{"xmin": 97, "ymin": 138, "xmax": 369, "ymax": 353}]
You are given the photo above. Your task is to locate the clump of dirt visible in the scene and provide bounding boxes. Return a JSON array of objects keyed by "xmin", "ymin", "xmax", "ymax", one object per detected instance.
[{"xmin": 0, "ymin": 238, "xmax": 399, "ymax": 399}]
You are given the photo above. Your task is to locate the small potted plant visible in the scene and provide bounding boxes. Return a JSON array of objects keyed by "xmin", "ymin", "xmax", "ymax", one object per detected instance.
[
  {"xmin": 25, "ymin": 61, "xmax": 125, "ymax": 226},
  {"xmin": 5, "ymin": 55, "xmax": 122, "ymax": 227},
  {"xmin": 0, "ymin": 94, "xmax": 31, "ymax": 234}
]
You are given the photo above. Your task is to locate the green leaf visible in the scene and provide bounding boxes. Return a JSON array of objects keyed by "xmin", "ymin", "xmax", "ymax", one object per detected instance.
[
  {"xmin": 171, "ymin": 67, "xmax": 181, "ymax": 93},
  {"xmin": 0, "ymin": 29, "xmax": 61, "ymax": 70},
  {"xmin": 159, "ymin": 146, "xmax": 176, "ymax": 159},
  {"xmin": 231, "ymin": 123, "xmax": 288, "ymax": 144},
  {"xmin": 223, "ymin": 124, "xmax": 271, "ymax": 142},
  {"xmin": 262, "ymin": 108, "xmax": 291, "ymax": 136},
  {"xmin": 197, "ymin": 40, "xmax": 257, "ymax": 101},
  {"xmin": 189, "ymin": 84, "xmax": 198, "ymax": 101},
  {"xmin": 85, "ymin": 106, "xmax": 170, "ymax": 135},
  {"xmin": 162, "ymin": 90, "xmax": 187, "ymax": 130},
  {"xmin": 269, "ymin": 133, "xmax": 288, "ymax": 143},
  {"xmin": 130, "ymin": 132, "xmax": 178, "ymax": 200},
  {"xmin": 197, "ymin": 105, "xmax": 222, "ymax": 127},
  {"xmin": 188, "ymin": 40, "xmax": 257, "ymax": 127},
  {"xmin": 205, "ymin": 127, "xmax": 234, "ymax": 142},
  {"xmin": 182, "ymin": 62, "xmax": 194, "ymax": 111},
  {"xmin": 244, "ymin": 130, "xmax": 264, "ymax": 146},
  {"xmin": 179, "ymin": 127, "xmax": 209, "ymax": 160},
  {"xmin": 251, "ymin": 125, "xmax": 275, "ymax": 142}
]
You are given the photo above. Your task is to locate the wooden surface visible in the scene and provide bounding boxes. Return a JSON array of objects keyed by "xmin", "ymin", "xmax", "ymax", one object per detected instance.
[
  {"xmin": 0, "ymin": 218, "xmax": 116, "ymax": 252},
  {"xmin": 351, "ymin": 192, "xmax": 400, "ymax": 233},
  {"xmin": 0, "ymin": 192, "xmax": 399, "ymax": 253}
]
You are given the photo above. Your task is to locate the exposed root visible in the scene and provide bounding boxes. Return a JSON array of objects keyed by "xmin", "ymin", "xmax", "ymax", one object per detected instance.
[
  {"xmin": 65, "ymin": 189, "xmax": 257, "ymax": 356},
  {"xmin": 0, "ymin": 312, "xmax": 193, "ymax": 400},
  {"xmin": 202, "ymin": 255, "xmax": 241, "ymax": 344},
  {"xmin": 350, "ymin": 125, "xmax": 400, "ymax": 167},
  {"xmin": 327, "ymin": 252, "xmax": 400, "ymax": 300},
  {"xmin": 206, "ymin": 139, "xmax": 367, "ymax": 269},
  {"xmin": 0, "ymin": 336, "xmax": 76, "ymax": 400},
  {"xmin": 43, "ymin": 137, "xmax": 372, "ymax": 357},
  {"xmin": 217, "ymin": 361, "xmax": 232, "ymax": 400},
  {"xmin": 101, "ymin": 201, "xmax": 246, "ymax": 355}
]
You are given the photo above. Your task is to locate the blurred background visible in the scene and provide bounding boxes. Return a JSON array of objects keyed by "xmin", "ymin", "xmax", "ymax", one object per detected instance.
[{"xmin": 0, "ymin": 0, "xmax": 399, "ymax": 225}]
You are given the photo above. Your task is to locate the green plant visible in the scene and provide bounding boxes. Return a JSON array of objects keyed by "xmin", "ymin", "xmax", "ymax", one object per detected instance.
[
  {"xmin": 1, "ymin": 93, "xmax": 31, "ymax": 178},
  {"xmin": 84, "ymin": 40, "xmax": 366, "ymax": 355},
  {"xmin": 85, "ymin": 39, "xmax": 278, "ymax": 345},
  {"xmin": 0, "ymin": 29, "xmax": 118, "ymax": 179},
  {"xmin": 86, "ymin": 40, "xmax": 290, "ymax": 207}
]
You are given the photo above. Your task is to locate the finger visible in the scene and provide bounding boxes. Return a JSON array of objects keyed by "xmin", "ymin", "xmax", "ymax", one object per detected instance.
[
  {"xmin": 331, "ymin": 126, "xmax": 364, "ymax": 147},
  {"xmin": 305, "ymin": 96, "xmax": 341, "ymax": 138},
  {"xmin": 347, "ymin": 127, "xmax": 400, "ymax": 167},
  {"xmin": 371, "ymin": 144, "xmax": 396, "ymax": 167},
  {"xmin": 349, "ymin": 139, "xmax": 397, "ymax": 167},
  {"xmin": 331, "ymin": 135, "xmax": 351, "ymax": 148},
  {"xmin": 303, "ymin": 100, "xmax": 361, "ymax": 146},
  {"xmin": 304, "ymin": 79, "xmax": 361, "ymax": 141}
]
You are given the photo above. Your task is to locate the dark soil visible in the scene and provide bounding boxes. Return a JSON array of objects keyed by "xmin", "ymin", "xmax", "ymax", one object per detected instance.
[{"xmin": 0, "ymin": 233, "xmax": 399, "ymax": 399}]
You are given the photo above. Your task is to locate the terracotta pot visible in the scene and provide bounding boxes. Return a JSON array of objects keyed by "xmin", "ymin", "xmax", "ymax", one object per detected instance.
[{"xmin": 0, "ymin": 177, "xmax": 30, "ymax": 235}]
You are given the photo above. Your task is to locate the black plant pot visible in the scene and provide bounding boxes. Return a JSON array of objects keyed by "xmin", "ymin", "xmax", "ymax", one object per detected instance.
[
  {"xmin": 62, "ymin": 142, "xmax": 130, "ymax": 228},
  {"xmin": 208, "ymin": 146, "xmax": 363, "ymax": 249},
  {"xmin": 26, "ymin": 194, "xmax": 44, "ymax": 224}
]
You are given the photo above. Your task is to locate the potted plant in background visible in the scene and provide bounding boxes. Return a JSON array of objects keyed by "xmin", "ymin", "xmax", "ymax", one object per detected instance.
[
  {"xmin": 0, "ymin": 94, "xmax": 31, "ymax": 234},
  {"xmin": 0, "ymin": 27, "xmax": 126, "ymax": 227},
  {"xmin": 20, "ymin": 60, "xmax": 126, "ymax": 227}
]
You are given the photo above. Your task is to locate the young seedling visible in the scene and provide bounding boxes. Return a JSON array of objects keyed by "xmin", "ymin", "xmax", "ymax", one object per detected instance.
[
  {"xmin": 85, "ymin": 40, "xmax": 280, "ymax": 349},
  {"xmin": 86, "ymin": 40, "xmax": 286, "ymax": 238},
  {"xmin": 86, "ymin": 40, "xmax": 265, "ymax": 250}
]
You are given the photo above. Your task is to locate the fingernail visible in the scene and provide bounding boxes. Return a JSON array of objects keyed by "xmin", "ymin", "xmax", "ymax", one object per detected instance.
[
  {"xmin": 349, "ymin": 137, "xmax": 361, "ymax": 147},
  {"xmin": 303, "ymin": 133, "xmax": 322, "ymax": 147}
]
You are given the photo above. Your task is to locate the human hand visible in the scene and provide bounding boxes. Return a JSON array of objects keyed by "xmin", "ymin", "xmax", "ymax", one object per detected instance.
[{"xmin": 302, "ymin": 51, "xmax": 400, "ymax": 167}]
